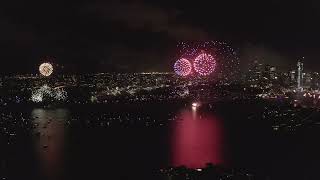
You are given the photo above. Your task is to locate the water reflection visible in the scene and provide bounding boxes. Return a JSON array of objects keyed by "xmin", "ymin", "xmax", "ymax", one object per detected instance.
[
  {"xmin": 31, "ymin": 108, "xmax": 69, "ymax": 180},
  {"xmin": 171, "ymin": 108, "xmax": 226, "ymax": 168}
]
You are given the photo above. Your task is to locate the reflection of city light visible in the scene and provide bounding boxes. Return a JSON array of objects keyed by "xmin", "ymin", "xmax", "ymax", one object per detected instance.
[
  {"xmin": 192, "ymin": 102, "xmax": 200, "ymax": 112},
  {"xmin": 31, "ymin": 109, "xmax": 68, "ymax": 177}
]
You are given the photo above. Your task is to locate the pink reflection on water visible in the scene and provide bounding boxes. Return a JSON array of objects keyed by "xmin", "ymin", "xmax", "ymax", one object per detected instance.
[{"xmin": 171, "ymin": 109, "xmax": 226, "ymax": 168}]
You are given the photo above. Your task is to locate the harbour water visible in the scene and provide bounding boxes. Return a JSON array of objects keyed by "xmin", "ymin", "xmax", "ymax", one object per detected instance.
[{"xmin": 1, "ymin": 101, "xmax": 320, "ymax": 180}]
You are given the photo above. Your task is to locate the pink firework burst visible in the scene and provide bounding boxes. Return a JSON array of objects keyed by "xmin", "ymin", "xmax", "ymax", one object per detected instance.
[
  {"xmin": 194, "ymin": 52, "xmax": 216, "ymax": 76},
  {"xmin": 174, "ymin": 58, "xmax": 192, "ymax": 76},
  {"xmin": 177, "ymin": 41, "xmax": 240, "ymax": 80}
]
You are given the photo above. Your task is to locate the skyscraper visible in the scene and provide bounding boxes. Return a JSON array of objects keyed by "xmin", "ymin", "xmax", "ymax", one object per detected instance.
[{"xmin": 297, "ymin": 59, "xmax": 304, "ymax": 90}]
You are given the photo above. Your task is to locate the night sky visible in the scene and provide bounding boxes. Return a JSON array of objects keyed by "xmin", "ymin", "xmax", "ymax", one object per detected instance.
[{"xmin": 1, "ymin": 0, "xmax": 320, "ymax": 74}]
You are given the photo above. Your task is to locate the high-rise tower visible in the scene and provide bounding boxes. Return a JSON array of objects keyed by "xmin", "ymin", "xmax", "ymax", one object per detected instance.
[{"xmin": 297, "ymin": 59, "xmax": 304, "ymax": 90}]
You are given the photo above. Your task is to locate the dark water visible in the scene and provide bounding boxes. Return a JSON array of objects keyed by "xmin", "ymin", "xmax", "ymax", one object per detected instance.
[{"xmin": 1, "ymin": 102, "xmax": 320, "ymax": 180}]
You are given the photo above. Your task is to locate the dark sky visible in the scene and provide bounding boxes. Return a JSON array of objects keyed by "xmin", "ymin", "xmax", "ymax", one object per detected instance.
[{"xmin": 1, "ymin": 0, "xmax": 320, "ymax": 74}]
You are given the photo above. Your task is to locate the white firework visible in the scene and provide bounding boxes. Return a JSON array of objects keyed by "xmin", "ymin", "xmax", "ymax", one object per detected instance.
[
  {"xmin": 55, "ymin": 88, "xmax": 68, "ymax": 101},
  {"xmin": 31, "ymin": 92, "xmax": 43, "ymax": 103},
  {"xmin": 39, "ymin": 63, "xmax": 53, "ymax": 77},
  {"xmin": 31, "ymin": 85, "xmax": 67, "ymax": 103}
]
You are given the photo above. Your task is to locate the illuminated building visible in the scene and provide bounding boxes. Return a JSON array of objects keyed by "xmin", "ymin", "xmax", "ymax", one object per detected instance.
[
  {"xmin": 297, "ymin": 60, "xmax": 303, "ymax": 91},
  {"xmin": 246, "ymin": 60, "xmax": 263, "ymax": 87},
  {"xmin": 304, "ymin": 72, "xmax": 312, "ymax": 88}
]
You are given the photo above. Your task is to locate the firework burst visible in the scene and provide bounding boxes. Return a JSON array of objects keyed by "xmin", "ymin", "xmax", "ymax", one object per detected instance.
[
  {"xmin": 39, "ymin": 62, "xmax": 53, "ymax": 77},
  {"xmin": 177, "ymin": 41, "xmax": 240, "ymax": 80},
  {"xmin": 174, "ymin": 58, "xmax": 192, "ymax": 76},
  {"xmin": 194, "ymin": 52, "xmax": 216, "ymax": 76}
]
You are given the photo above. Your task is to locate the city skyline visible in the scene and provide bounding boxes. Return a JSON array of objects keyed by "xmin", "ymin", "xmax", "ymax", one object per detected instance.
[{"xmin": 2, "ymin": 1, "xmax": 320, "ymax": 180}]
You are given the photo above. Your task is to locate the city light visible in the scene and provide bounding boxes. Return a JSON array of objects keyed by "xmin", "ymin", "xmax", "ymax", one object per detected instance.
[
  {"xmin": 192, "ymin": 102, "xmax": 200, "ymax": 111},
  {"xmin": 192, "ymin": 102, "xmax": 200, "ymax": 108}
]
